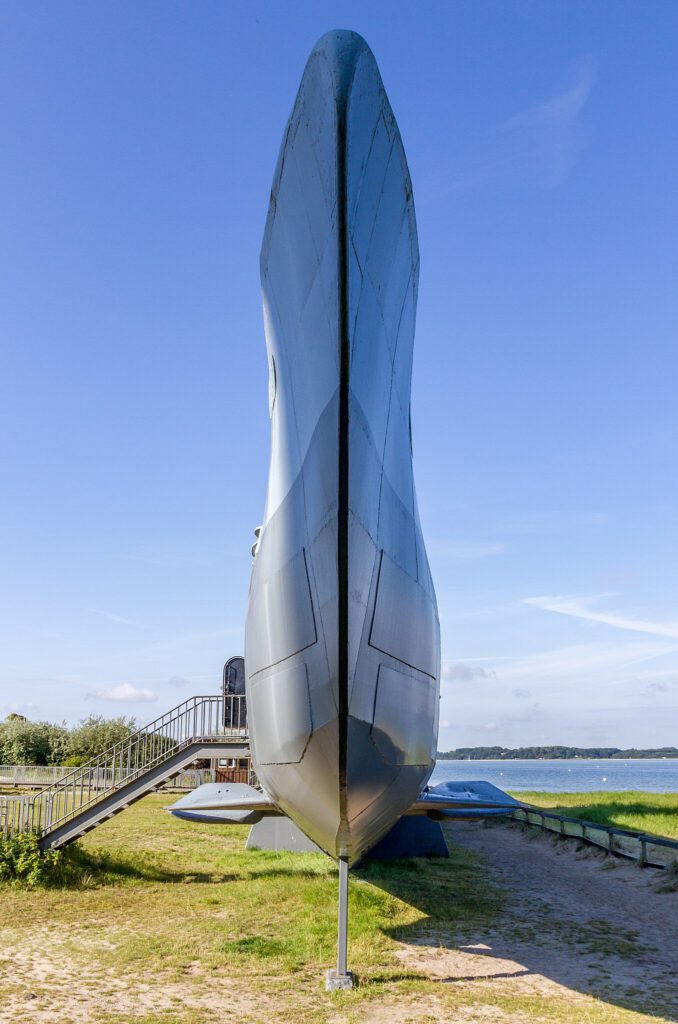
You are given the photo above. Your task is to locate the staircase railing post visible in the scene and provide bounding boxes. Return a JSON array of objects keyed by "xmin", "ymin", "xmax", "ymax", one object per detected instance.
[{"xmin": 10, "ymin": 694, "xmax": 250, "ymax": 845}]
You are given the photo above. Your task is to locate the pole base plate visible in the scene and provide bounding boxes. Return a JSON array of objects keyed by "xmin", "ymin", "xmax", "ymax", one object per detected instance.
[{"xmin": 325, "ymin": 969, "xmax": 354, "ymax": 991}]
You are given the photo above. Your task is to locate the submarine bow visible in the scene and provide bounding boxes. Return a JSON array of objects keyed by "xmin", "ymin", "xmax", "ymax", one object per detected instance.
[{"xmin": 245, "ymin": 30, "xmax": 440, "ymax": 865}]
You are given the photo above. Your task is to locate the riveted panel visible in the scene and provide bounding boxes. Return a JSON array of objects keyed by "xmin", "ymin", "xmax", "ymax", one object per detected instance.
[
  {"xmin": 369, "ymin": 551, "xmax": 438, "ymax": 678},
  {"xmin": 248, "ymin": 548, "xmax": 317, "ymax": 676},
  {"xmin": 250, "ymin": 662, "xmax": 313, "ymax": 764},
  {"xmin": 371, "ymin": 664, "xmax": 436, "ymax": 766}
]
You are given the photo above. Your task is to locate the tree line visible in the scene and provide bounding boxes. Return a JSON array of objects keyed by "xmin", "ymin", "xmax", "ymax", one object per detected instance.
[
  {"xmin": 0, "ymin": 713, "xmax": 137, "ymax": 767},
  {"xmin": 436, "ymin": 745, "xmax": 678, "ymax": 760}
]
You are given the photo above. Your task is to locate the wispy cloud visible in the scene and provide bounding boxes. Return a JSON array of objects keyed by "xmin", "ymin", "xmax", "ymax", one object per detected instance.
[
  {"xmin": 442, "ymin": 662, "xmax": 492, "ymax": 683},
  {"xmin": 497, "ymin": 639, "xmax": 677, "ymax": 682},
  {"xmin": 437, "ymin": 638, "xmax": 678, "ymax": 748},
  {"xmin": 497, "ymin": 55, "xmax": 595, "ymax": 186},
  {"xmin": 643, "ymin": 680, "xmax": 674, "ymax": 696},
  {"xmin": 522, "ymin": 594, "xmax": 678, "ymax": 640},
  {"xmin": 429, "ymin": 540, "xmax": 505, "ymax": 561},
  {"xmin": 89, "ymin": 683, "xmax": 157, "ymax": 703},
  {"xmin": 81, "ymin": 627, "xmax": 240, "ymax": 669},
  {"xmin": 421, "ymin": 56, "xmax": 595, "ymax": 196},
  {"xmin": 167, "ymin": 675, "xmax": 192, "ymax": 688},
  {"xmin": 91, "ymin": 609, "xmax": 145, "ymax": 629},
  {"xmin": 117, "ymin": 544, "xmax": 247, "ymax": 569},
  {"xmin": 2, "ymin": 702, "xmax": 38, "ymax": 716},
  {"xmin": 118, "ymin": 551, "xmax": 209, "ymax": 570}
]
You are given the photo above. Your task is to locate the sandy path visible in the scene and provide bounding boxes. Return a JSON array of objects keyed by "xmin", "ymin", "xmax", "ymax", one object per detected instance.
[{"xmin": 393, "ymin": 819, "xmax": 678, "ymax": 1018}]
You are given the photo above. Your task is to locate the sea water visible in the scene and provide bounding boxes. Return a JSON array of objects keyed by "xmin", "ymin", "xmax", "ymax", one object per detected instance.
[{"xmin": 430, "ymin": 758, "xmax": 678, "ymax": 793}]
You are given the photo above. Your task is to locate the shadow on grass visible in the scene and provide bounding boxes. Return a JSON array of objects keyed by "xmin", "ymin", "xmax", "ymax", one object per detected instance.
[
  {"xmin": 59, "ymin": 845, "xmax": 241, "ymax": 886},
  {"xmin": 355, "ymin": 846, "xmax": 502, "ymax": 938},
  {"xmin": 58, "ymin": 845, "xmax": 336, "ymax": 888},
  {"xmin": 354, "ymin": 830, "xmax": 677, "ymax": 1020}
]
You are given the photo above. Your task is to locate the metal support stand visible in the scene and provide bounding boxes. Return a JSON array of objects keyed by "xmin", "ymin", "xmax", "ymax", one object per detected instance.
[{"xmin": 325, "ymin": 856, "xmax": 354, "ymax": 990}]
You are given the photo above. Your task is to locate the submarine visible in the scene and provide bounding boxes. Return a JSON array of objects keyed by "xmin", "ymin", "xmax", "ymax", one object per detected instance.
[{"xmin": 169, "ymin": 30, "xmax": 522, "ymax": 987}]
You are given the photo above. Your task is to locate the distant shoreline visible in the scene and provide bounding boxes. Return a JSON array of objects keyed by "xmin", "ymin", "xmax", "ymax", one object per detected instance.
[
  {"xmin": 436, "ymin": 748, "xmax": 678, "ymax": 761},
  {"xmin": 436, "ymin": 756, "xmax": 678, "ymax": 761}
]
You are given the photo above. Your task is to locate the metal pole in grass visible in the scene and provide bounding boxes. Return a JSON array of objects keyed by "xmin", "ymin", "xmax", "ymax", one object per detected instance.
[{"xmin": 326, "ymin": 857, "xmax": 354, "ymax": 990}]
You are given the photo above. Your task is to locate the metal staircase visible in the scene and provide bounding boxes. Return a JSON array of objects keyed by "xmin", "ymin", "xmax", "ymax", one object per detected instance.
[{"xmin": 0, "ymin": 695, "xmax": 248, "ymax": 850}]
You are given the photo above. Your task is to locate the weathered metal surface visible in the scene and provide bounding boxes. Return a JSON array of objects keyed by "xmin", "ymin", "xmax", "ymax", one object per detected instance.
[{"xmin": 246, "ymin": 29, "xmax": 440, "ymax": 866}]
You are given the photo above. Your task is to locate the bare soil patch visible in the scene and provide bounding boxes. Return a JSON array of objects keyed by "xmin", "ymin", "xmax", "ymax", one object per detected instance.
[{"xmin": 391, "ymin": 820, "xmax": 678, "ymax": 1016}]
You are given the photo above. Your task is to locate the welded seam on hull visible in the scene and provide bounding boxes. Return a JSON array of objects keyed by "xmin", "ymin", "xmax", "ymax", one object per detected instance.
[{"xmin": 337, "ymin": 89, "xmax": 349, "ymax": 841}]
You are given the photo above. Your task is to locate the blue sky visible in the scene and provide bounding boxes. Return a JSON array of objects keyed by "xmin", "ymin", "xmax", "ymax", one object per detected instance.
[{"xmin": 1, "ymin": 2, "xmax": 677, "ymax": 747}]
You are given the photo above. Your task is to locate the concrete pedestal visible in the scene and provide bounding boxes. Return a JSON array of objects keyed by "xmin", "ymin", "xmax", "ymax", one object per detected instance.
[
  {"xmin": 246, "ymin": 814, "xmax": 449, "ymax": 860},
  {"xmin": 325, "ymin": 968, "xmax": 354, "ymax": 991},
  {"xmin": 246, "ymin": 816, "xmax": 323, "ymax": 852}
]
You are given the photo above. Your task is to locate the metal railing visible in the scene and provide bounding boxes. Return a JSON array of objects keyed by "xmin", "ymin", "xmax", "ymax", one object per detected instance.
[
  {"xmin": 0, "ymin": 766, "xmax": 225, "ymax": 790},
  {"xmin": 0, "ymin": 765, "xmax": 72, "ymax": 787},
  {"xmin": 0, "ymin": 765, "xmax": 212, "ymax": 789},
  {"xmin": 511, "ymin": 807, "xmax": 678, "ymax": 869},
  {"xmin": 0, "ymin": 695, "xmax": 247, "ymax": 840}
]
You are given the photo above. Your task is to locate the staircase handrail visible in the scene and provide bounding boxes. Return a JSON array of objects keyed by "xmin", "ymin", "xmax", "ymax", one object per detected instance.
[
  {"xmin": 7, "ymin": 694, "xmax": 247, "ymax": 838},
  {"xmin": 35, "ymin": 695, "xmax": 229, "ymax": 797}
]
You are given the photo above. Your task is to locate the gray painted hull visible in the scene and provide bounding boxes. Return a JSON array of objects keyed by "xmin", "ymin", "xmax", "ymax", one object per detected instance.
[{"xmin": 245, "ymin": 31, "xmax": 440, "ymax": 865}]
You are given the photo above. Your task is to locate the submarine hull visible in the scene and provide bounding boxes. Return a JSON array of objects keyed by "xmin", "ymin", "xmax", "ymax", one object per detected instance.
[{"xmin": 245, "ymin": 31, "xmax": 440, "ymax": 865}]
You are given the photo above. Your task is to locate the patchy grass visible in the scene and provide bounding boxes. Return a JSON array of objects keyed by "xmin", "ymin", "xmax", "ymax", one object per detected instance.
[
  {"xmin": 0, "ymin": 794, "xmax": 675, "ymax": 1023},
  {"xmin": 512, "ymin": 791, "xmax": 678, "ymax": 840}
]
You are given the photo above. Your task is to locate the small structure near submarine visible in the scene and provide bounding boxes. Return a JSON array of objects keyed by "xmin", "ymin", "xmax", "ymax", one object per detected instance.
[{"xmin": 169, "ymin": 30, "xmax": 522, "ymax": 989}]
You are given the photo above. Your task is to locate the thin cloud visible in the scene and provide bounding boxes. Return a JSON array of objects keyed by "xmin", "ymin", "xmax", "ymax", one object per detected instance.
[
  {"xmin": 91, "ymin": 609, "xmax": 145, "ymax": 629},
  {"xmin": 81, "ymin": 626, "xmax": 240, "ymax": 669},
  {"xmin": 3, "ymin": 702, "xmax": 39, "ymax": 716},
  {"xmin": 421, "ymin": 55, "xmax": 595, "ymax": 196},
  {"xmin": 644, "ymin": 681, "xmax": 672, "ymax": 696},
  {"xmin": 118, "ymin": 551, "xmax": 209, "ymax": 569},
  {"xmin": 167, "ymin": 675, "xmax": 192, "ymax": 688},
  {"xmin": 498, "ymin": 55, "xmax": 595, "ymax": 186},
  {"xmin": 90, "ymin": 683, "xmax": 157, "ymax": 703},
  {"xmin": 498, "ymin": 640, "xmax": 677, "ymax": 682},
  {"xmin": 429, "ymin": 540, "xmax": 505, "ymax": 561},
  {"xmin": 438, "ymin": 639, "xmax": 678, "ymax": 748},
  {"xmin": 522, "ymin": 594, "xmax": 678, "ymax": 640},
  {"xmin": 442, "ymin": 662, "xmax": 491, "ymax": 683},
  {"xmin": 504, "ymin": 702, "xmax": 542, "ymax": 724}
]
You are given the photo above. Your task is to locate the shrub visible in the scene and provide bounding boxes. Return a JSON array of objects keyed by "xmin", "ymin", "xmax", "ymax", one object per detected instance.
[
  {"xmin": 67, "ymin": 715, "xmax": 137, "ymax": 763},
  {"xmin": 0, "ymin": 832, "xmax": 64, "ymax": 887},
  {"xmin": 0, "ymin": 713, "xmax": 137, "ymax": 767},
  {"xmin": 0, "ymin": 718, "xmax": 70, "ymax": 767}
]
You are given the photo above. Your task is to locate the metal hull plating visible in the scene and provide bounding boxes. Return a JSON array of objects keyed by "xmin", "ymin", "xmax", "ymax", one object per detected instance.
[{"xmin": 245, "ymin": 31, "xmax": 440, "ymax": 864}]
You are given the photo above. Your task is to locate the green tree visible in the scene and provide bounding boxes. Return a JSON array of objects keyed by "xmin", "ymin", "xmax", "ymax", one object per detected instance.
[
  {"xmin": 0, "ymin": 718, "xmax": 69, "ymax": 766},
  {"xmin": 66, "ymin": 714, "xmax": 137, "ymax": 764}
]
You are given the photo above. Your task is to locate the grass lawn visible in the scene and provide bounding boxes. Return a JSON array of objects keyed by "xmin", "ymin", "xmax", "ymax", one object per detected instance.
[
  {"xmin": 511, "ymin": 791, "xmax": 678, "ymax": 840},
  {"xmin": 1, "ymin": 793, "xmax": 677, "ymax": 1023}
]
